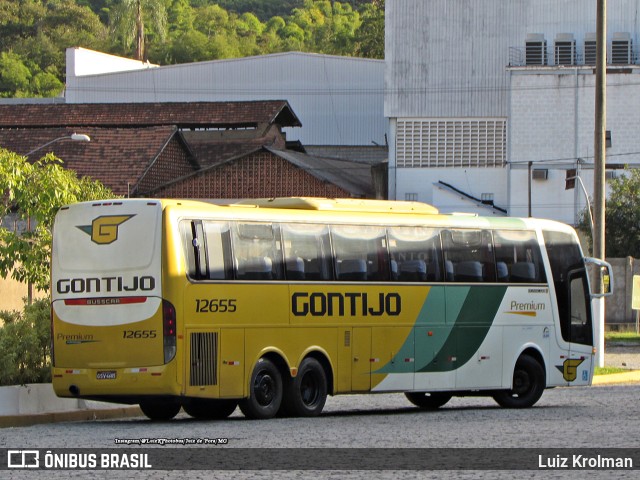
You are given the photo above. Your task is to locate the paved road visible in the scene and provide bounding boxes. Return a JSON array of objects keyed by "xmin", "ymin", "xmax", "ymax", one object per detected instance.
[
  {"xmin": 605, "ymin": 344, "xmax": 640, "ymax": 369},
  {"xmin": 3, "ymin": 383, "xmax": 640, "ymax": 479}
]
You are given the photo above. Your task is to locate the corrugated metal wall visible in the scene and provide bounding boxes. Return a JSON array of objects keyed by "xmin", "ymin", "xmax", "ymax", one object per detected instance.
[
  {"xmin": 66, "ymin": 52, "xmax": 386, "ymax": 147},
  {"xmin": 385, "ymin": 0, "xmax": 640, "ymax": 118}
]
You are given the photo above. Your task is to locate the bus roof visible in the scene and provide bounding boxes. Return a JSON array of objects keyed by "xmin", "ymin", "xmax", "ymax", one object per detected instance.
[{"xmin": 231, "ymin": 197, "xmax": 440, "ymax": 215}]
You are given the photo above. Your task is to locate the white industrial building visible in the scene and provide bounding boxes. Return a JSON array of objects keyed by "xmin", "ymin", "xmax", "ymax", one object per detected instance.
[
  {"xmin": 46, "ymin": 1, "xmax": 640, "ymax": 224},
  {"xmin": 65, "ymin": 48, "xmax": 387, "ymax": 152},
  {"xmin": 386, "ymin": 0, "xmax": 640, "ymax": 223}
]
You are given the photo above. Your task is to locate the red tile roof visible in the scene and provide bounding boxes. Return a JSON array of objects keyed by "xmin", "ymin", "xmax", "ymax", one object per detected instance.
[
  {"xmin": 0, "ymin": 101, "xmax": 301, "ymax": 129},
  {"xmin": 0, "ymin": 126, "xmax": 190, "ymax": 196}
]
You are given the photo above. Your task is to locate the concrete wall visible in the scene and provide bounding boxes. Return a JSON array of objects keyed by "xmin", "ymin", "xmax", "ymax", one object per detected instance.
[
  {"xmin": 509, "ymin": 70, "xmax": 640, "ymax": 223},
  {"xmin": 0, "ymin": 383, "xmax": 122, "ymax": 416},
  {"xmin": 607, "ymin": 257, "xmax": 640, "ymax": 329},
  {"xmin": 0, "ymin": 277, "xmax": 29, "ymax": 313}
]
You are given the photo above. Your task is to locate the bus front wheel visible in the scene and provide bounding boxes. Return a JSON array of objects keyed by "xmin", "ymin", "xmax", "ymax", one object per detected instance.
[
  {"xmin": 282, "ymin": 357, "xmax": 327, "ymax": 417},
  {"xmin": 139, "ymin": 399, "xmax": 181, "ymax": 421},
  {"xmin": 183, "ymin": 399, "xmax": 238, "ymax": 420},
  {"xmin": 240, "ymin": 358, "xmax": 283, "ymax": 419},
  {"xmin": 493, "ymin": 355, "xmax": 545, "ymax": 408},
  {"xmin": 405, "ymin": 392, "xmax": 452, "ymax": 409}
]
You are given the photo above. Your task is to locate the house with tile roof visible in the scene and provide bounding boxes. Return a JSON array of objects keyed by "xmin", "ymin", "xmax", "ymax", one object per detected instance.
[{"xmin": 0, "ymin": 101, "xmax": 379, "ymax": 199}]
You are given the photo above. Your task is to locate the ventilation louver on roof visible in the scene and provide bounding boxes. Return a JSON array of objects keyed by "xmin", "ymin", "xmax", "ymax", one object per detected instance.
[
  {"xmin": 525, "ymin": 34, "xmax": 547, "ymax": 66},
  {"xmin": 554, "ymin": 33, "xmax": 576, "ymax": 66},
  {"xmin": 611, "ymin": 32, "xmax": 632, "ymax": 64},
  {"xmin": 584, "ymin": 33, "xmax": 597, "ymax": 65}
]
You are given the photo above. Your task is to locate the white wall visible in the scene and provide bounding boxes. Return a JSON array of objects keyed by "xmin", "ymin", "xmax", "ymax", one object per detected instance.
[
  {"xmin": 509, "ymin": 69, "xmax": 640, "ymax": 223},
  {"xmin": 66, "ymin": 47, "xmax": 157, "ymax": 77},
  {"xmin": 386, "ymin": 0, "xmax": 640, "ymax": 223},
  {"xmin": 395, "ymin": 167, "xmax": 508, "ymax": 215}
]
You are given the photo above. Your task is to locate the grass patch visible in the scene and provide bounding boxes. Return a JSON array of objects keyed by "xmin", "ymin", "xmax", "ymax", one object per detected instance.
[
  {"xmin": 605, "ymin": 332, "xmax": 640, "ymax": 344},
  {"xmin": 594, "ymin": 366, "xmax": 630, "ymax": 375}
]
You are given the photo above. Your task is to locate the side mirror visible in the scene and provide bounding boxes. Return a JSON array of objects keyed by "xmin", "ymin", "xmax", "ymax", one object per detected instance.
[{"xmin": 584, "ymin": 257, "xmax": 613, "ymax": 297}]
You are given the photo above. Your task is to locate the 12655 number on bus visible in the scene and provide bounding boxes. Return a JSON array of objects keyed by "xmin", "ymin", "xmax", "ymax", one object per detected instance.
[{"xmin": 195, "ymin": 298, "xmax": 237, "ymax": 313}]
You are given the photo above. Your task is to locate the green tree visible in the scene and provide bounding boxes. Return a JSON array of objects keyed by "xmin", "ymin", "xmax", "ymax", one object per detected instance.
[
  {"xmin": 355, "ymin": 0, "xmax": 384, "ymax": 58},
  {"xmin": 287, "ymin": 0, "xmax": 361, "ymax": 55},
  {"xmin": 0, "ymin": 149, "xmax": 114, "ymax": 291},
  {"xmin": 0, "ymin": 0, "xmax": 107, "ymax": 97},
  {"xmin": 577, "ymin": 168, "xmax": 640, "ymax": 258},
  {"xmin": 109, "ymin": 0, "xmax": 167, "ymax": 60},
  {"xmin": 0, "ymin": 52, "xmax": 31, "ymax": 97},
  {"xmin": 0, "ymin": 298, "xmax": 51, "ymax": 385}
]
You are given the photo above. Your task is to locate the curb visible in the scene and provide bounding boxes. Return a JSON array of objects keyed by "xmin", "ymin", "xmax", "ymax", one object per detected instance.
[
  {"xmin": 0, "ymin": 406, "xmax": 142, "ymax": 429},
  {"xmin": 592, "ymin": 370, "xmax": 640, "ymax": 385}
]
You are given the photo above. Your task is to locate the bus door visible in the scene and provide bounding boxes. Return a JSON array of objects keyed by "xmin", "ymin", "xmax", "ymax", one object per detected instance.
[{"xmin": 543, "ymin": 230, "xmax": 594, "ymax": 386}]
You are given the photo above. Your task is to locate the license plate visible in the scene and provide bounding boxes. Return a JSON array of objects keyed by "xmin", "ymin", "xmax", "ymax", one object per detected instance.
[{"xmin": 96, "ymin": 371, "xmax": 117, "ymax": 380}]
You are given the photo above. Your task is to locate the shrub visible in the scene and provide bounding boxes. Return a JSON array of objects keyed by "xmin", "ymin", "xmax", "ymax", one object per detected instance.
[{"xmin": 0, "ymin": 298, "xmax": 51, "ymax": 385}]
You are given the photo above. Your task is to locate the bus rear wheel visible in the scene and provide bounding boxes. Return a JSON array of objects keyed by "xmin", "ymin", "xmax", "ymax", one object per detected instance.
[
  {"xmin": 139, "ymin": 399, "xmax": 181, "ymax": 420},
  {"xmin": 240, "ymin": 358, "xmax": 283, "ymax": 419},
  {"xmin": 493, "ymin": 355, "xmax": 545, "ymax": 408},
  {"xmin": 183, "ymin": 399, "xmax": 238, "ymax": 420},
  {"xmin": 281, "ymin": 357, "xmax": 327, "ymax": 417},
  {"xmin": 405, "ymin": 392, "xmax": 452, "ymax": 409}
]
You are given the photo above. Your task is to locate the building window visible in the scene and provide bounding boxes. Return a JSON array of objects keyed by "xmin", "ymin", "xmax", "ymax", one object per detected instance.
[
  {"xmin": 405, "ymin": 193, "xmax": 418, "ymax": 201},
  {"xmin": 480, "ymin": 193, "xmax": 494, "ymax": 205},
  {"xmin": 396, "ymin": 118, "xmax": 507, "ymax": 168}
]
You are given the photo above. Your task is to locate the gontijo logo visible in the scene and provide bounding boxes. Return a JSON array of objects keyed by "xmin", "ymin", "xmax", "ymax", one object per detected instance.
[{"xmin": 77, "ymin": 215, "xmax": 135, "ymax": 245}]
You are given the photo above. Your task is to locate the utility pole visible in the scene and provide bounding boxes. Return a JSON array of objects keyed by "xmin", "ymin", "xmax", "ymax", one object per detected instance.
[{"xmin": 593, "ymin": 0, "xmax": 607, "ymax": 367}]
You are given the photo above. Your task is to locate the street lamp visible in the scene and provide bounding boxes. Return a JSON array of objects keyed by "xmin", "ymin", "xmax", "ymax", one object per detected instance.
[{"xmin": 24, "ymin": 133, "xmax": 90, "ymax": 157}]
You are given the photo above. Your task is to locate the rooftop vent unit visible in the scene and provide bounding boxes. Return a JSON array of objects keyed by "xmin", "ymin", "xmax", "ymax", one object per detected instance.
[
  {"xmin": 525, "ymin": 34, "xmax": 547, "ymax": 66},
  {"xmin": 555, "ymin": 33, "xmax": 576, "ymax": 66},
  {"xmin": 611, "ymin": 32, "xmax": 632, "ymax": 64},
  {"xmin": 584, "ymin": 32, "xmax": 597, "ymax": 65}
]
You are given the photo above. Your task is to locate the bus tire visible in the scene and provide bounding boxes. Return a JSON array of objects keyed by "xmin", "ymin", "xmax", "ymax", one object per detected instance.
[
  {"xmin": 183, "ymin": 399, "xmax": 238, "ymax": 420},
  {"xmin": 493, "ymin": 355, "xmax": 545, "ymax": 408},
  {"xmin": 139, "ymin": 399, "xmax": 181, "ymax": 420},
  {"xmin": 282, "ymin": 357, "xmax": 327, "ymax": 417},
  {"xmin": 404, "ymin": 392, "xmax": 452, "ymax": 409},
  {"xmin": 239, "ymin": 358, "xmax": 283, "ymax": 419}
]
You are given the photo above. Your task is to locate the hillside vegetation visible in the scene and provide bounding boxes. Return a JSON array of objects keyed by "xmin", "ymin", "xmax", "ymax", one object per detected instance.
[{"xmin": 0, "ymin": 0, "xmax": 384, "ymax": 98}]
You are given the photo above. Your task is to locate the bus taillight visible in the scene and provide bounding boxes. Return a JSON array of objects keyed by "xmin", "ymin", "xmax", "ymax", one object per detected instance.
[{"xmin": 163, "ymin": 300, "xmax": 177, "ymax": 363}]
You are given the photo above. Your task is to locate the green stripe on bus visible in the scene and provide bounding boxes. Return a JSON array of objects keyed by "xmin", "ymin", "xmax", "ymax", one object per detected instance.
[
  {"xmin": 417, "ymin": 286, "xmax": 507, "ymax": 372},
  {"xmin": 375, "ymin": 286, "xmax": 507, "ymax": 375}
]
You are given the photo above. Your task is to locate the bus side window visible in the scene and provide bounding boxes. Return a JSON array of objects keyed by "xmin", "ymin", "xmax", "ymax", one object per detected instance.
[
  {"xmin": 442, "ymin": 229, "xmax": 495, "ymax": 282},
  {"xmin": 387, "ymin": 226, "xmax": 443, "ymax": 282},
  {"xmin": 332, "ymin": 225, "xmax": 389, "ymax": 281},
  {"xmin": 179, "ymin": 220, "xmax": 209, "ymax": 280},
  {"xmin": 281, "ymin": 223, "xmax": 332, "ymax": 281},
  {"xmin": 203, "ymin": 221, "xmax": 232, "ymax": 280},
  {"xmin": 232, "ymin": 222, "xmax": 283, "ymax": 281},
  {"xmin": 180, "ymin": 220, "xmax": 198, "ymax": 279},
  {"xmin": 493, "ymin": 230, "xmax": 546, "ymax": 283}
]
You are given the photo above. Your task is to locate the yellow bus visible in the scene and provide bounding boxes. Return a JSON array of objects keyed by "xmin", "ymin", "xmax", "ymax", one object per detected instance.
[{"xmin": 51, "ymin": 197, "xmax": 612, "ymax": 420}]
